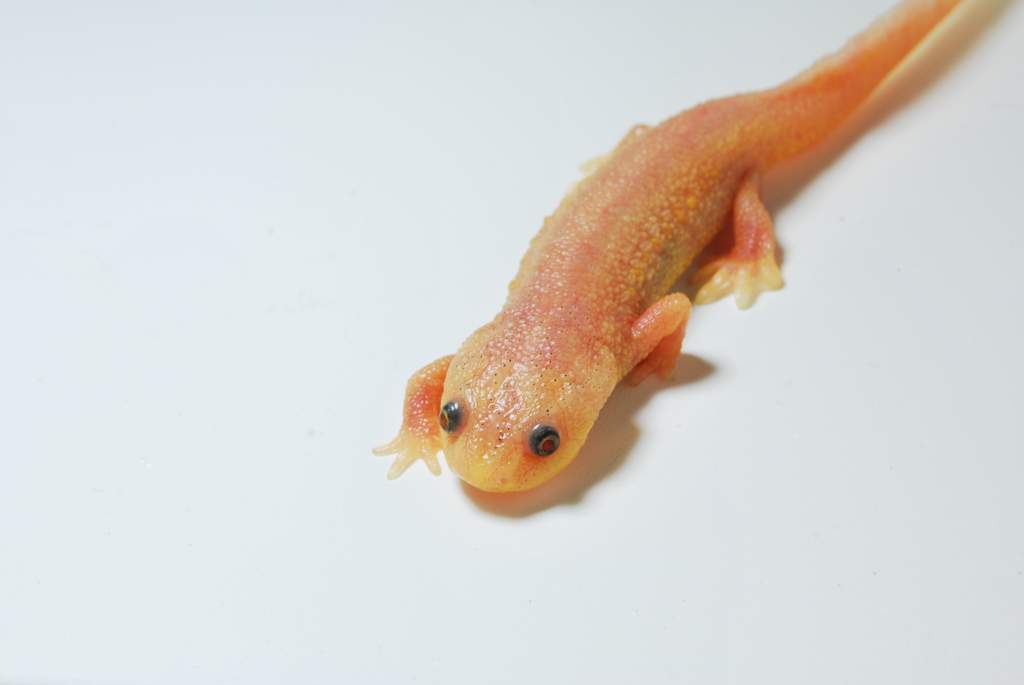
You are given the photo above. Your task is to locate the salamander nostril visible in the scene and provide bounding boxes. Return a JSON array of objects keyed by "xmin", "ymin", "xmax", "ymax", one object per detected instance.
[
  {"xmin": 529, "ymin": 424, "xmax": 560, "ymax": 457},
  {"xmin": 439, "ymin": 400, "xmax": 463, "ymax": 433}
]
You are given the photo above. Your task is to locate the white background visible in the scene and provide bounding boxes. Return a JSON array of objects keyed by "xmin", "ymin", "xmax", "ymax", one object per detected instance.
[{"xmin": 2, "ymin": 1, "xmax": 1022, "ymax": 683}]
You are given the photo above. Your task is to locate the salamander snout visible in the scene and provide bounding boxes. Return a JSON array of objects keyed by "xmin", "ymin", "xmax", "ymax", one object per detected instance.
[{"xmin": 436, "ymin": 390, "xmax": 577, "ymax": 492}]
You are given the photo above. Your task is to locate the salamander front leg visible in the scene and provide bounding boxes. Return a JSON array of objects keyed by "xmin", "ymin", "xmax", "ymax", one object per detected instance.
[
  {"xmin": 373, "ymin": 355, "xmax": 453, "ymax": 479},
  {"xmin": 627, "ymin": 293, "xmax": 692, "ymax": 385},
  {"xmin": 691, "ymin": 170, "xmax": 783, "ymax": 309}
]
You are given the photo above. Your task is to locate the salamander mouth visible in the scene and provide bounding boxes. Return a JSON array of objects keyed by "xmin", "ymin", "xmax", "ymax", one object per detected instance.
[{"xmin": 444, "ymin": 438, "xmax": 579, "ymax": 493}]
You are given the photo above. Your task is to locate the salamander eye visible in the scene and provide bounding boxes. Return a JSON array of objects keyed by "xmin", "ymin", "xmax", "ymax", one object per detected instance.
[
  {"xmin": 439, "ymin": 400, "xmax": 463, "ymax": 433},
  {"xmin": 528, "ymin": 424, "xmax": 560, "ymax": 457}
]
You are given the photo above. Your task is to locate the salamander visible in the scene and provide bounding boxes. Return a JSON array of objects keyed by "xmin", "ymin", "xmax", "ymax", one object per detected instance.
[{"xmin": 375, "ymin": 0, "xmax": 963, "ymax": 492}]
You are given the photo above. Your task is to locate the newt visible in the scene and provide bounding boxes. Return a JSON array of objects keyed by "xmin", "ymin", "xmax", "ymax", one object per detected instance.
[{"xmin": 375, "ymin": 0, "xmax": 963, "ymax": 492}]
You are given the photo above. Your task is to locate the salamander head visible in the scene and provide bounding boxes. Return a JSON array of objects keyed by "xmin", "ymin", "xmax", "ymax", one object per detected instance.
[{"xmin": 439, "ymin": 320, "xmax": 618, "ymax": 492}]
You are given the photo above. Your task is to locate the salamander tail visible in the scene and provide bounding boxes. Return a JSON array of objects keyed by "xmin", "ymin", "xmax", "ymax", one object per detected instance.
[{"xmin": 756, "ymin": 0, "xmax": 963, "ymax": 167}]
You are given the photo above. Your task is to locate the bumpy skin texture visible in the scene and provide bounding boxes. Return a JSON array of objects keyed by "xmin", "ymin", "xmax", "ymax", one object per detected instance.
[{"xmin": 376, "ymin": 0, "xmax": 962, "ymax": 492}]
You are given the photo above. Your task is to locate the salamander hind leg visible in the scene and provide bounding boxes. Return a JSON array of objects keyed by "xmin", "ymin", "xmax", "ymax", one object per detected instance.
[
  {"xmin": 691, "ymin": 170, "xmax": 783, "ymax": 310},
  {"xmin": 373, "ymin": 355, "xmax": 453, "ymax": 479},
  {"xmin": 626, "ymin": 293, "xmax": 692, "ymax": 385}
]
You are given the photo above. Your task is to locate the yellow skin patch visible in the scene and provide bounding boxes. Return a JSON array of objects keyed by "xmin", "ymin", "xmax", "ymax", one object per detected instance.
[{"xmin": 376, "ymin": 0, "xmax": 962, "ymax": 492}]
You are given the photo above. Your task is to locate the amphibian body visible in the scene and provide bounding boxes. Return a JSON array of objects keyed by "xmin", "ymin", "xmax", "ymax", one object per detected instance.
[{"xmin": 375, "ymin": 0, "xmax": 963, "ymax": 492}]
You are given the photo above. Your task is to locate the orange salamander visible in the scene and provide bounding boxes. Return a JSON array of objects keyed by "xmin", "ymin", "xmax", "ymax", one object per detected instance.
[{"xmin": 375, "ymin": 0, "xmax": 963, "ymax": 492}]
